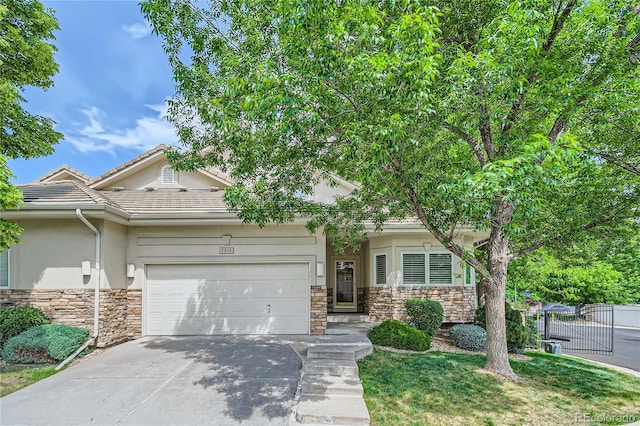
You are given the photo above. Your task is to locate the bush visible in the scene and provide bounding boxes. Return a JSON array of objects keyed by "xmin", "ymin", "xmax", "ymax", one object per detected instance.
[
  {"xmin": 368, "ymin": 320, "xmax": 431, "ymax": 351},
  {"xmin": 405, "ymin": 298, "xmax": 444, "ymax": 338},
  {"xmin": 449, "ymin": 324, "xmax": 487, "ymax": 351},
  {"xmin": 0, "ymin": 306, "xmax": 50, "ymax": 348},
  {"xmin": 525, "ymin": 317, "xmax": 541, "ymax": 348},
  {"xmin": 475, "ymin": 303, "xmax": 528, "ymax": 352},
  {"xmin": 2, "ymin": 324, "xmax": 90, "ymax": 364}
]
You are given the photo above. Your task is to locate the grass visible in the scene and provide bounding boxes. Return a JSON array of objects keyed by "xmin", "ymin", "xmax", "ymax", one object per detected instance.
[
  {"xmin": 0, "ymin": 364, "xmax": 59, "ymax": 397},
  {"xmin": 358, "ymin": 349, "xmax": 640, "ymax": 426}
]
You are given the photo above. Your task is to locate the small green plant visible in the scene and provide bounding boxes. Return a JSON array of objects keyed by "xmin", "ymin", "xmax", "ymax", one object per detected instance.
[
  {"xmin": 405, "ymin": 298, "xmax": 444, "ymax": 338},
  {"xmin": 525, "ymin": 317, "xmax": 541, "ymax": 348},
  {"xmin": 449, "ymin": 324, "xmax": 487, "ymax": 351},
  {"xmin": 0, "ymin": 306, "xmax": 50, "ymax": 348},
  {"xmin": 2, "ymin": 324, "xmax": 89, "ymax": 364},
  {"xmin": 368, "ymin": 320, "xmax": 431, "ymax": 351},
  {"xmin": 475, "ymin": 304, "xmax": 528, "ymax": 352}
]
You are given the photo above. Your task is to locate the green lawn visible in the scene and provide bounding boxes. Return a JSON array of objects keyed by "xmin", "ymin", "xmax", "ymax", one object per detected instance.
[
  {"xmin": 0, "ymin": 364, "xmax": 59, "ymax": 397},
  {"xmin": 358, "ymin": 349, "xmax": 640, "ymax": 426}
]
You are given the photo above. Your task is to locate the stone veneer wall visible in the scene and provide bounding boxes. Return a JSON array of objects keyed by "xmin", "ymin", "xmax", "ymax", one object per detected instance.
[
  {"xmin": 0, "ymin": 289, "xmax": 143, "ymax": 347},
  {"xmin": 357, "ymin": 288, "xmax": 365, "ymax": 313},
  {"xmin": 126, "ymin": 290, "xmax": 142, "ymax": 340},
  {"xmin": 310, "ymin": 286, "xmax": 327, "ymax": 335},
  {"xmin": 364, "ymin": 286, "xmax": 476, "ymax": 323}
]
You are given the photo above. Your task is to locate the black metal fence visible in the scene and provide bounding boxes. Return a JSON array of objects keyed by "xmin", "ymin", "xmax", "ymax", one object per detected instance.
[{"xmin": 526, "ymin": 304, "xmax": 614, "ymax": 354}]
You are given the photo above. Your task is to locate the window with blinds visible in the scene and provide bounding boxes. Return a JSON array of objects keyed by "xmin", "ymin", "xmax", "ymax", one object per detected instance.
[
  {"xmin": 402, "ymin": 252, "xmax": 453, "ymax": 285},
  {"xmin": 375, "ymin": 254, "xmax": 387, "ymax": 285},
  {"xmin": 429, "ymin": 253, "xmax": 452, "ymax": 285},
  {"xmin": 0, "ymin": 250, "xmax": 8, "ymax": 288},
  {"xmin": 161, "ymin": 165, "xmax": 175, "ymax": 184},
  {"xmin": 402, "ymin": 253, "xmax": 426, "ymax": 284}
]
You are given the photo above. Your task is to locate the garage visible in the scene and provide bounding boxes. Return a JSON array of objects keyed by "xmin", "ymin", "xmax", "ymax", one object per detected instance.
[{"xmin": 145, "ymin": 263, "xmax": 310, "ymax": 335}]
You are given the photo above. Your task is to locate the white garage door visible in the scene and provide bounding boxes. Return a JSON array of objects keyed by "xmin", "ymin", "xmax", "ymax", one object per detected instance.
[{"xmin": 146, "ymin": 263, "xmax": 310, "ymax": 335}]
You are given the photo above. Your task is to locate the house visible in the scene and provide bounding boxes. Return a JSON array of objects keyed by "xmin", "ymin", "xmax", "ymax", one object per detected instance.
[{"xmin": 0, "ymin": 145, "xmax": 486, "ymax": 346}]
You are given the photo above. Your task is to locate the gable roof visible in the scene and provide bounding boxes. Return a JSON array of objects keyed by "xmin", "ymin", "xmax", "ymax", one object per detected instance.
[
  {"xmin": 88, "ymin": 144, "xmax": 169, "ymax": 188},
  {"xmin": 20, "ymin": 181, "xmax": 121, "ymax": 208},
  {"xmin": 34, "ymin": 165, "xmax": 91, "ymax": 184}
]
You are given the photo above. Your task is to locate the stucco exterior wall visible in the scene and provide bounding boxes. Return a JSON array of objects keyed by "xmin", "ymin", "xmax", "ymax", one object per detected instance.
[
  {"xmin": 126, "ymin": 224, "xmax": 327, "ymax": 290},
  {"xmin": 102, "ymin": 221, "xmax": 128, "ymax": 290},
  {"xmin": 9, "ymin": 219, "xmax": 96, "ymax": 290}
]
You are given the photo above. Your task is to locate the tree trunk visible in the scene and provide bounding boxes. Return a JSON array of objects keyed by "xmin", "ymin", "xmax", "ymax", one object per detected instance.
[
  {"xmin": 483, "ymin": 197, "xmax": 517, "ymax": 380},
  {"xmin": 483, "ymin": 276, "xmax": 516, "ymax": 380}
]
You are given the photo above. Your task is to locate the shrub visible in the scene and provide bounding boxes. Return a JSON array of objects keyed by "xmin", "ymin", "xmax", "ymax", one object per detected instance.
[
  {"xmin": 475, "ymin": 303, "xmax": 528, "ymax": 352},
  {"xmin": 405, "ymin": 298, "xmax": 444, "ymax": 338},
  {"xmin": 449, "ymin": 324, "xmax": 487, "ymax": 351},
  {"xmin": 2, "ymin": 324, "xmax": 89, "ymax": 364},
  {"xmin": 525, "ymin": 316, "xmax": 541, "ymax": 348},
  {"xmin": 368, "ymin": 320, "xmax": 431, "ymax": 351},
  {"xmin": 0, "ymin": 306, "xmax": 50, "ymax": 348}
]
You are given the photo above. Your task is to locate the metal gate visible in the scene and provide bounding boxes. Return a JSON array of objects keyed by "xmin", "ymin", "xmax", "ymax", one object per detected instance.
[{"xmin": 529, "ymin": 304, "xmax": 614, "ymax": 354}]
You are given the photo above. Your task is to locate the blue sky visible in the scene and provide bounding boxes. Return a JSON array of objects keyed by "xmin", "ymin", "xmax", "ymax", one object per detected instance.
[{"xmin": 9, "ymin": 0, "xmax": 178, "ymax": 183}]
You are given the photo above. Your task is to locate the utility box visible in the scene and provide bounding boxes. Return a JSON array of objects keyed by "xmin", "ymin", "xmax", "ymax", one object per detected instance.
[{"xmin": 545, "ymin": 342, "xmax": 562, "ymax": 355}]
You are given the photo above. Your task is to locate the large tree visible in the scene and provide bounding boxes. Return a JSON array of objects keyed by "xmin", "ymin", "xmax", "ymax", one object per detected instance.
[
  {"xmin": 143, "ymin": 0, "xmax": 640, "ymax": 379},
  {"xmin": 0, "ymin": 0, "xmax": 62, "ymax": 249}
]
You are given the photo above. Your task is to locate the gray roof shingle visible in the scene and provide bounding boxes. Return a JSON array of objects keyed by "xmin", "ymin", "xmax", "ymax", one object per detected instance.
[
  {"xmin": 19, "ymin": 181, "xmax": 120, "ymax": 207},
  {"xmin": 97, "ymin": 189, "xmax": 228, "ymax": 214}
]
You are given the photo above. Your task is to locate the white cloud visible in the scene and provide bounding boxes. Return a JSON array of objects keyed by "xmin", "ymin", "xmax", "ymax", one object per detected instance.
[
  {"xmin": 122, "ymin": 22, "xmax": 152, "ymax": 39},
  {"xmin": 66, "ymin": 103, "xmax": 178, "ymax": 153}
]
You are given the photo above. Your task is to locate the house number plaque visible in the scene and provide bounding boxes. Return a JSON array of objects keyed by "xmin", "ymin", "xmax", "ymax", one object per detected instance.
[{"xmin": 219, "ymin": 246, "xmax": 235, "ymax": 254}]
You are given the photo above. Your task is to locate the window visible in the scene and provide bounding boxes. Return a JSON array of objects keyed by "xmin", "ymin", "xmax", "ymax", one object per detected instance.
[
  {"xmin": 375, "ymin": 254, "xmax": 387, "ymax": 285},
  {"xmin": 161, "ymin": 165, "xmax": 175, "ymax": 184},
  {"xmin": 402, "ymin": 252, "xmax": 453, "ymax": 285},
  {"xmin": 464, "ymin": 263, "xmax": 475, "ymax": 286},
  {"xmin": 0, "ymin": 250, "xmax": 8, "ymax": 288},
  {"xmin": 429, "ymin": 253, "xmax": 452, "ymax": 285},
  {"xmin": 402, "ymin": 253, "xmax": 426, "ymax": 284}
]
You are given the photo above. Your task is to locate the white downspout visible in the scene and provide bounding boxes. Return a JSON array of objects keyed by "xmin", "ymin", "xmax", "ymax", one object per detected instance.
[{"xmin": 56, "ymin": 209, "xmax": 101, "ymax": 370}]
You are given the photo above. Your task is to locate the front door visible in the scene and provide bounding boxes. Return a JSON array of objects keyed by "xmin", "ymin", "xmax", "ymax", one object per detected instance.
[{"xmin": 334, "ymin": 260, "xmax": 356, "ymax": 312}]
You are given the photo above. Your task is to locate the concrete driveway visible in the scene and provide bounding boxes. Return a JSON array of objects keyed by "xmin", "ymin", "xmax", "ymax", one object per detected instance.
[{"xmin": 0, "ymin": 336, "xmax": 304, "ymax": 426}]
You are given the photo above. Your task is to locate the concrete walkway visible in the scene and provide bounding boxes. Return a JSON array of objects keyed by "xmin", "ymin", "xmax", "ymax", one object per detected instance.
[
  {"xmin": 287, "ymin": 315, "xmax": 376, "ymax": 425},
  {"xmin": 291, "ymin": 334, "xmax": 373, "ymax": 425}
]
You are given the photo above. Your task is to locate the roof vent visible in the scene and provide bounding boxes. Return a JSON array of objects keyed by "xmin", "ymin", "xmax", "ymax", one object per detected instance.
[
  {"xmin": 210, "ymin": 186, "xmax": 220, "ymax": 192},
  {"xmin": 111, "ymin": 187, "xmax": 125, "ymax": 192},
  {"xmin": 178, "ymin": 188, "xmax": 188, "ymax": 192},
  {"xmin": 145, "ymin": 187, "xmax": 156, "ymax": 192}
]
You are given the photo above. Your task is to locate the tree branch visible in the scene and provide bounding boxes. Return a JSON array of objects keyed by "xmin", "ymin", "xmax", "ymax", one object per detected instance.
[
  {"xmin": 478, "ymin": 85, "xmax": 495, "ymax": 158},
  {"xmin": 501, "ymin": 0, "xmax": 576, "ymax": 136},
  {"xmin": 386, "ymin": 150, "xmax": 490, "ymax": 276},
  {"xmin": 443, "ymin": 122, "xmax": 487, "ymax": 167}
]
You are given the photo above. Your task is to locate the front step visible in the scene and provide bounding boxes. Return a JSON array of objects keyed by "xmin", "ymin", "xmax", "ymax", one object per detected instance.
[
  {"xmin": 296, "ymin": 395, "xmax": 370, "ymax": 425},
  {"xmin": 304, "ymin": 358, "xmax": 359, "ymax": 377},
  {"xmin": 300, "ymin": 375, "xmax": 364, "ymax": 396},
  {"xmin": 327, "ymin": 314, "xmax": 370, "ymax": 323},
  {"xmin": 308, "ymin": 342, "xmax": 373, "ymax": 360}
]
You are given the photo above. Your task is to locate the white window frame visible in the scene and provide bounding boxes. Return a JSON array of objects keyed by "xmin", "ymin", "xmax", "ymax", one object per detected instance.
[
  {"xmin": 374, "ymin": 253, "xmax": 387, "ymax": 285},
  {"xmin": 401, "ymin": 251, "xmax": 454, "ymax": 286},
  {"xmin": 0, "ymin": 250, "xmax": 9, "ymax": 288},
  {"xmin": 161, "ymin": 165, "xmax": 175, "ymax": 184}
]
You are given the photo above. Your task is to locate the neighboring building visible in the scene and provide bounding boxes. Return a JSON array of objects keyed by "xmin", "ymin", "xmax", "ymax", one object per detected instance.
[{"xmin": 0, "ymin": 145, "xmax": 486, "ymax": 346}]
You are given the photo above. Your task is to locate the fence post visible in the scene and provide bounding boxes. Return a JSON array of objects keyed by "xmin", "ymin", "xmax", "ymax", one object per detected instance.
[{"xmin": 544, "ymin": 311, "xmax": 550, "ymax": 341}]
